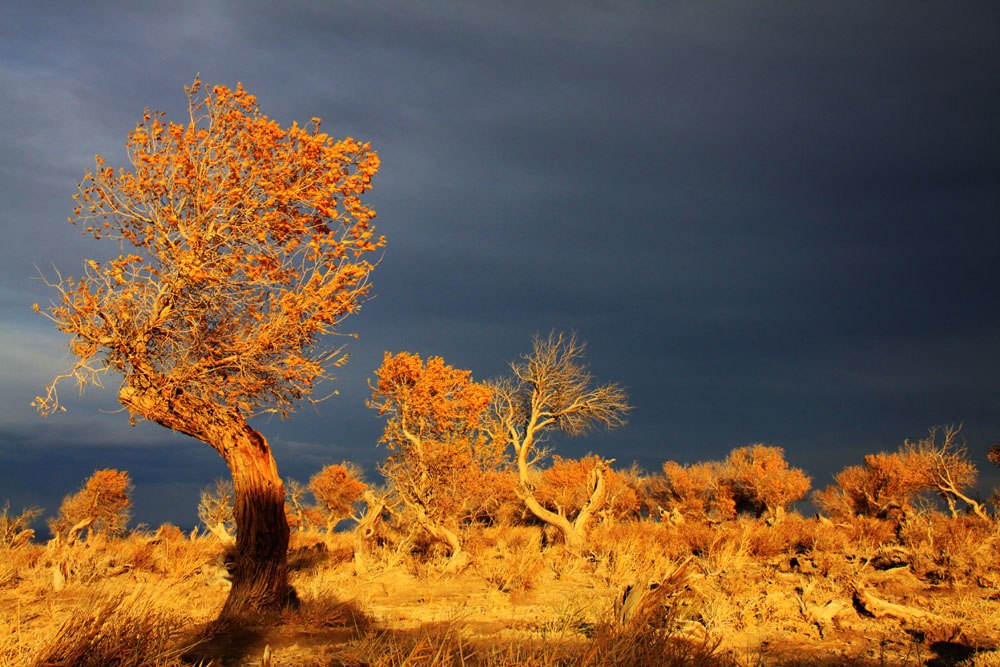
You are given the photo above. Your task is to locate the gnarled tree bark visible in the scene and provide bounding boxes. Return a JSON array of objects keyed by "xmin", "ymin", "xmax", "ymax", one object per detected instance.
[
  {"xmin": 517, "ymin": 458, "xmax": 609, "ymax": 553},
  {"xmin": 120, "ymin": 383, "xmax": 290, "ymax": 619}
]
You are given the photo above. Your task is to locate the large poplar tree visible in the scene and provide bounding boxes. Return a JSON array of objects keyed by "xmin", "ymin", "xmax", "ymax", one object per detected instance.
[{"xmin": 34, "ymin": 79, "xmax": 382, "ymax": 618}]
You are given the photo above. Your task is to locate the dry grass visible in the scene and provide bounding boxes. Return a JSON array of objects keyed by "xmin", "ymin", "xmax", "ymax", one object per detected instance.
[
  {"xmin": 0, "ymin": 580, "xmax": 201, "ymax": 667},
  {"xmin": 0, "ymin": 511, "xmax": 997, "ymax": 666}
]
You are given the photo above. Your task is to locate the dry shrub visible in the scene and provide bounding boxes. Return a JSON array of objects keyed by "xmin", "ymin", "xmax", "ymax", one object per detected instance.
[
  {"xmin": 0, "ymin": 503, "xmax": 42, "ymax": 547},
  {"xmin": 802, "ymin": 515, "xmax": 851, "ymax": 553},
  {"xmin": 112, "ymin": 534, "xmax": 159, "ymax": 571},
  {"xmin": 45, "ymin": 532, "xmax": 122, "ymax": 585},
  {"xmin": 841, "ymin": 515, "xmax": 897, "ymax": 552},
  {"xmin": 696, "ymin": 527, "xmax": 752, "ymax": 578},
  {"xmin": 470, "ymin": 525, "xmax": 547, "ymax": 593},
  {"xmin": 897, "ymin": 513, "xmax": 1000, "ymax": 583},
  {"xmin": 0, "ymin": 543, "xmax": 44, "ymax": 596},
  {"xmin": 289, "ymin": 526, "xmax": 330, "ymax": 550},
  {"xmin": 671, "ymin": 519, "xmax": 717, "ymax": 556},
  {"xmin": 25, "ymin": 586, "xmax": 190, "ymax": 667},
  {"xmin": 45, "ymin": 532, "xmax": 220, "ymax": 587},
  {"xmin": 738, "ymin": 513, "xmax": 812, "ymax": 559},
  {"xmin": 598, "ymin": 557, "xmax": 723, "ymax": 666},
  {"xmin": 150, "ymin": 535, "xmax": 221, "ymax": 579},
  {"xmin": 285, "ymin": 592, "xmax": 371, "ymax": 632},
  {"xmin": 589, "ymin": 521, "xmax": 691, "ymax": 587}
]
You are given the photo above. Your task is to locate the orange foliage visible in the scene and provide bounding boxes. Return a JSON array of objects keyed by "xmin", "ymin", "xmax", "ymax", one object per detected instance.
[
  {"xmin": 657, "ymin": 460, "xmax": 736, "ymax": 521},
  {"xmin": 536, "ymin": 455, "xmax": 641, "ymax": 522},
  {"xmin": 651, "ymin": 445, "xmax": 809, "ymax": 521},
  {"xmin": 814, "ymin": 427, "xmax": 986, "ymax": 520},
  {"xmin": 34, "ymin": 78, "xmax": 383, "ymax": 420},
  {"xmin": 814, "ymin": 435, "xmax": 972, "ymax": 520},
  {"xmin": 309, "ymin": 462, "xmax": 368, "ymax": 531},
  {"xmin": 49, "ymin": 469, "xmax": 132, "ymax": 538},
  {"xmin": 369, "ymin": 351, "xmax": 506, "ymax": 525},
  {"xmin": 814, "ymin": 450, "xmax": 928, "ymax": 520},
  {"xmin": 725, "ymin": 444, "xmax": 811, "ymax": 516}
]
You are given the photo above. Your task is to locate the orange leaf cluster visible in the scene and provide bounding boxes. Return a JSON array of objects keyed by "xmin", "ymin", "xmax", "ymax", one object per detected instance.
[
  {"xmin": 370, "ymin": 351, "xmax": 506, "ymax": 523},
  {"xmin": 815, "ymin": 427, "xmax": 982, "ymax": 520},
  {"xmin": 36, "ymin": 79, "xmax": 383, "ymax": 419},
  {"xmin": 309, "ymin": 462, "xmax": 368, "ymax": 530},
  {"xmin": 49, "ymin": 468, "xmax": 133, "ymax": 538},
  {"xmin": 536, "ymin": 455, "xmax": 641, "ymax": 521},
  {"xmin": 725, "ymin": 444, "xmax": 811, "ymax": 516},
  {"xmin": 658, "ymin": 460, "xmax": 737, "ymax": 521},
  {"xmin": 654, "ymin": 445, "xmax": 810, "ymax": 521}
]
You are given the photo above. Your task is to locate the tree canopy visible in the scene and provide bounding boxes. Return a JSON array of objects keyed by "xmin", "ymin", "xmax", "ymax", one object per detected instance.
[{"xmin": 35, "ymin": 78, "xmax": 382, "ymax": 423}]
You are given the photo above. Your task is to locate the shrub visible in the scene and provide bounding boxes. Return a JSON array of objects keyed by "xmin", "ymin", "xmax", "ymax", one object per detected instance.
[
  {"xmin": 26, "ymin": 588, "xmax": 189, "ymax": 667},
  {"xmin": 655, "ymin": 461, "xmax": 735, "ymax": 521},
  {"xmin": 725, "ymin": 445, "xmax": 810, "ymax": 518},
  {"xmin": 48, "ymin": 469, "xmax": 132, "ymax": 539},
  {"xmin": 0, "ymin": 502, "xmax": 42, "ymax": 548},
  {"xmin": 815, "ymin": 427, "xmax": 987, "ymax": 520},
  {"xmin": 536, "ymin": 455, "xmax": 642, "ymax": 523},
  {"xmin": 309, "ymin": 462, "xmax": 368, "ymax": 533}
]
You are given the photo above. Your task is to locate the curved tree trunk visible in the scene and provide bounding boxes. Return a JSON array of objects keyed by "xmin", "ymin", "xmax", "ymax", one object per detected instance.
[
  {"xmin": 401, "ymin": 494, "xmax": 469, "ymax": 571},
  {"xmin": 119, "ymin": 383, "xmax": 291, "ymax": 620},
  {"xmin": 517, "ymin": 462, "xmax": 609, "ymax": 554},
  {"xmin": 217, "ymin": 423, "xmax": 291, "ymax": 620}
]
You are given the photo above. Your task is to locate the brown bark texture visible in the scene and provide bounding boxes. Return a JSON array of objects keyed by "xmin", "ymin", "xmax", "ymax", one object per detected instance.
[{"xmin": 120, "ymin": 384, "xmax": 290, "ymax": 619}]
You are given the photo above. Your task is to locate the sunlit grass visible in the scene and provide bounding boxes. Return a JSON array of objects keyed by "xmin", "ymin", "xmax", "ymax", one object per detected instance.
[{"xmin": 0, "ymin": 511, "xmax": 997, "ymax": 666}]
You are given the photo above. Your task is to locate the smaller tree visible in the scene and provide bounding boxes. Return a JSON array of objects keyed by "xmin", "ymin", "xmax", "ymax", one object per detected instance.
[
  {"xmin": 815, "ymin": 427, "xmax": 987, "ymax": 520},
  {"xmin": 309, "ymin": 462, "xmax": 368, "ymax": 536},
  {"xmin": 49, "ymin": 469, "xmax": 132, "ymax": 539},
  {"xmin": 284, "ymin": 478, "xmax": 311, "ymax": 531},
  {"xmin": 725, "ymin": 444, "xmax": 811, "ymax": 520},
  {"xmin": 198, "ymin": 478, "xmax": 236, "ymax": 545},
  {"xmin": 654, "ymin": 460, "xmax": 736, "ymax": 522},
  {"xmin": 813, "ymin": 451, "xmax": 928, "ymax": 520},
  {"xmin": 905, "ymin": 425, "xmax": 987, "ymax": 520},
  {"xmin": 489, "ymin": 332, "xmax": 631, "ymax": 552},
  {"xmin": 536, "ymin": 456, "xmax": 641, "ymax": 524},
  {"xmin": 369, "ymin": 351, "xmax": 502, "ymax": 569}
]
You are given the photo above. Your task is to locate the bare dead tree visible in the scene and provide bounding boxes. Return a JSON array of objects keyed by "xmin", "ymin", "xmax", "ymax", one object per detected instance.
[
  {"xmin": 198, "ymin": 478, "xmax": 236, "ymax": 546},
  {"xmin": 907, "ymin": 425, "xmax": 989, "ymax": 520},
  {"xmin": 489, "ymin": 331, "xmax": 631, "ymax": 552}
]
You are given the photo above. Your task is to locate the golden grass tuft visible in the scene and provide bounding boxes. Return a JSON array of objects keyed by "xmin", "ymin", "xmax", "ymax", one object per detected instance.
[{"xmin": 20, "ymin": 585, "xmax": 192, "ymax": 667}]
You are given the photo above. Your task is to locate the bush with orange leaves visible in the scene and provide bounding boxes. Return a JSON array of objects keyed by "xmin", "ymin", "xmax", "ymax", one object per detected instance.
[
  {"xmin": 49, "ymin": 469, "xmax": 132, "ymax": 539},
  {"xmin": 814, "ymin": 450, "xmax": 928, "ymax": 520},
  {"xmin": 725, "ymin": 444, "xmax": 811, "ymax": 519},
  {"xmin": 369, "ymin": 351, "xmax": 506, "ymax": 567},
  {"xmin": 653, "ymin": 460, "xmax": 736, "ymax": 522},
  {"xmin": 815, "ymin": 426, "xmax": 987, "ymax": 520},
  {"xmin": 649, "ymin": 445, "xmax": 809, "ymax": 522},
  {"xmin": 309, "ymin": 462, "xmax": 368, "ymax": 534},
  {"xmin": 536, "ymin": 455, "xmax": 641, "ymax": 523},
  {"xmin": 989, "ymin": 441, "xmax": 1000, "ymax": 468}
]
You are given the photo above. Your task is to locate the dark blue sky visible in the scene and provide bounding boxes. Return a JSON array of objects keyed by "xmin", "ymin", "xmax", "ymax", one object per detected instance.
[{"xmin": 2, "ymin": 1, "xmax": 998, "ymax": 528}]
